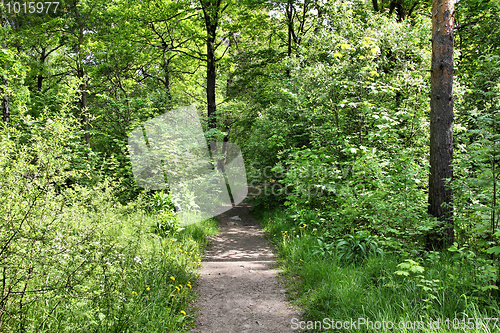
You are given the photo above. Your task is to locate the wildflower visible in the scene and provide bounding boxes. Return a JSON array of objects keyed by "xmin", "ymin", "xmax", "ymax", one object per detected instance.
[
  {"xmin": 179, "ymin": 284, "xmax": 183, "ymax": 289},
  {"xmin": 132, "ymin": 291, "xmax": 138, "ymax": 297},
  {"xmin": 146, "ymin": 285, "xmax": 150, "ymax": 291},
  {"xmin": 170, "ymin": 276, "xmax": 175, "ymax": 281},
  {"xmin": 170, "ymin": 294, "xmax": 175, "ymax": 297},
  {"xmin": 180, "ymin": 310, "xmax": 187, "ymax": 315},
  {"xmin": 175, "ymin": 286, "xmax": 180, "ymax": 291}
]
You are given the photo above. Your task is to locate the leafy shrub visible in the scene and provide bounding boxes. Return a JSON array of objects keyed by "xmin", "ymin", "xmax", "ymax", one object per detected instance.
[
  {"xmin": 152, "ymin": 210, "xmax": 182, "ymax": 238},
  {"xmin": 0, "ymin": 115, "xmax": 215, "ymax": 332},
  {"xmin": 336, "ymin": 231, "xmax": 383, "ymax": 266},
  {"xmin": 149, "ymin": 191, "xmax": 183, "ymax": 237},
  {"xmin": 151, "ymin": 190, "xmax": 175, "ymax": 213}
]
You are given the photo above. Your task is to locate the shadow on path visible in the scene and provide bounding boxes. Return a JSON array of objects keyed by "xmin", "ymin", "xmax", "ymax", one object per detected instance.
[{"xmin": 191, "ymin": 200, "xmax": 301, "ymax": 333}]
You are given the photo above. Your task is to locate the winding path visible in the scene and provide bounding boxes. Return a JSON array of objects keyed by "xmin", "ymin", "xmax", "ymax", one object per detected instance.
[{"xmin": 191, "ymin": 200, "xmax": 301, "ymax": 333}]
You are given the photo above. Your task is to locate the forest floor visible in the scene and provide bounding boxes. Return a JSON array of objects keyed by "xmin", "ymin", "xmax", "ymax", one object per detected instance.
[{"xmin": 191, "ymin": 199, "xmax": 301, "ymax": 333}]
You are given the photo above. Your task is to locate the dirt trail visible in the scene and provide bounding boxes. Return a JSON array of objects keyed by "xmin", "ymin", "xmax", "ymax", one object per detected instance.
[{"xmin": 191, "ymin": 200, "xmax": 301, "ymax": 333}]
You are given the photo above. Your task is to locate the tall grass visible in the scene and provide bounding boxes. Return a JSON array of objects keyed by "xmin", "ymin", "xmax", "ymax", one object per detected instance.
[
  {"xmin": 3, "ymin": 197, "xmax": 218, "ymax": 333},
  {"xmin": 256, "ymin": 207, "xmax": 500, "ymax": 332}
]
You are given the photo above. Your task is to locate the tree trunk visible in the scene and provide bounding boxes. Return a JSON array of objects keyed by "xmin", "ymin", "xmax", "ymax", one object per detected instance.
[
  {"xmin": 207, "ymin": 31, "xmax": 217, "ymax": 129},
  {"xmin": 162, "ymin": 50, "xmax": 172, "ymax": 103},
  {"xmin": 71, "ymin": 0, "xmax": 90, "ymax": 148},
  {"xmin": 201, "ymin": 0, "xmax": 221, "ymax": 130},
  {"xmin": 79, "ymin": 75, "xmax": 90, "ymax": 148},
  {"xmin": 427, "ymin": 0, "xmax": 454, "ymax": 249},
  {"xmin": 2, "ymin": 71, "xmax": 9, "ymax": 124},
  {"xmin": 77, "ymin": 37, "xmax": 90, "ymax": 148},
  {"xmin": 37, "ymin": 47, "xmax": 46, "ymax": 92},
  {"xmin": 285, "ymin": 0, "xmax": 293, "ymax": 77},
  {"xmin": 1, "ymin": 13, "xmax": 9, "ymax": 124}
]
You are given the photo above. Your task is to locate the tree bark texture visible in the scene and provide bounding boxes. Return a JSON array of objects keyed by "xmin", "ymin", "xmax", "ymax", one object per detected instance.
[{"xmin": 428, "ymin": 0, "xmax": 454, "ymax": 249}]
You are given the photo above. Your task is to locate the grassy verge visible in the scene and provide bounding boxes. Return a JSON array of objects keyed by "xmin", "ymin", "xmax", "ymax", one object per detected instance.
[
  {"xmin": 7, "ymin": 201, "xmax": 218, "ymax": 333},
  {"xmin": 255, "ymin": 207, "xmax": 500, "ymax": 333}
]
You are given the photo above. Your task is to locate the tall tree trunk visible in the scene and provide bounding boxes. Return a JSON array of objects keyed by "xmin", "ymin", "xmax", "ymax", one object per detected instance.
[
  {"xmin": 201, "ymin": 0, "xmax": 221, "ymax": 130},
  {"xmin": 162, "ymin": 50, "xmax": 172, "ymax": 103},
  {"xmin": 73, "ymin": 0, "xmax": 90, "ymax": 148},
  {"xmin": 77, "ymin": 38, "xmax": 90, "ymax": 148},
  {"xmin": 427, "ymin": 0, "xmax": 454, "ymax": 249},
  {"xmin": 2, "ymin": 72, "xmax": 9, "ymax": 124},
  {"xmin": 1, "ymin": 13, "xmax": 9, "ymax": 124},
  {"xmin": 37, "ymin": 47, "xmax": 46, "ymax": 91},
  {"xmin": 82, "ymin": 86, "xmax": 90, "ymax": 148},
  {"xmin": 285, "ymin": 0, "xmax": 293, "ymax": 77},
  {"xmin": 206, "ymin": 26, "xmax": 217, "ymax": 130}
]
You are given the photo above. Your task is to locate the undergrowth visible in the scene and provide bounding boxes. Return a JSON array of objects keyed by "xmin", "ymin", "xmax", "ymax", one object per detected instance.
[{"xmin": 255, "ymin": 206, "xmax": 500, "ymax": 333}]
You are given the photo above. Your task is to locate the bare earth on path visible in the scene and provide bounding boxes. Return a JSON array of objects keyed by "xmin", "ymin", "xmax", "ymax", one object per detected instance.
[{"xmin": 191, "ymin": 200, "xmax": 301, "ymax": 333}]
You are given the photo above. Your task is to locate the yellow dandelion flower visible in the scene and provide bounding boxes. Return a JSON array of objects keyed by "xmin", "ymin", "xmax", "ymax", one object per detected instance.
[
  {"xmin": 132, "ymin": 291, "xmax": 138, "ymax": 297},
  {"xmin": 175, "ymin": 286, "xmax": 180, "ymax": 291},
  {"xmin": 187, "ymin": 284, "xmax": 192, "ymax": 289},
  {"xmin": 146, "ymin": 285, "xmax": 150, "ymax": 291},
  {"xmin": 180, "ymin": 310, "xmax": 187, "ymax": 315},
  {"xmin": 179, "ymin": 284, "xmax": 183, "ymax": 289},
  {"xmin": 170, "ymin": 294, "xmax": 175, "ymax": 297},
  {"xmin": 170, "ymin": 276, "xmax": 175, "ymax": 281}
]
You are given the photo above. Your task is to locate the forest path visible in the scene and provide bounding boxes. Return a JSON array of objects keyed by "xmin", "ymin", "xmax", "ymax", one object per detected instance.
[{"xmin": 191, "ymin": 199, "xmax": 301, "ymax": 333}]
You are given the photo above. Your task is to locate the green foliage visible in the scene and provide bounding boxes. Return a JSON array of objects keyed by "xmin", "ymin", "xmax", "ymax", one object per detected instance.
[
  {"xmin": 0, "ymin": 114, "xmax": 218, "ymax": 332},
  {"xmin": 336, "ymin": 231, "xmax": 383, "ymax": 266},
  {"xmin": 152, "ymin": 210, "xmax": 183, "ymax": 238},
  {"xmin": 2, "ymin": 0, "xmax": 500, "ymax": 329},
  {"xmin": 259, "ymin": 208, "xmax": 500, "ymax": 333}
]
